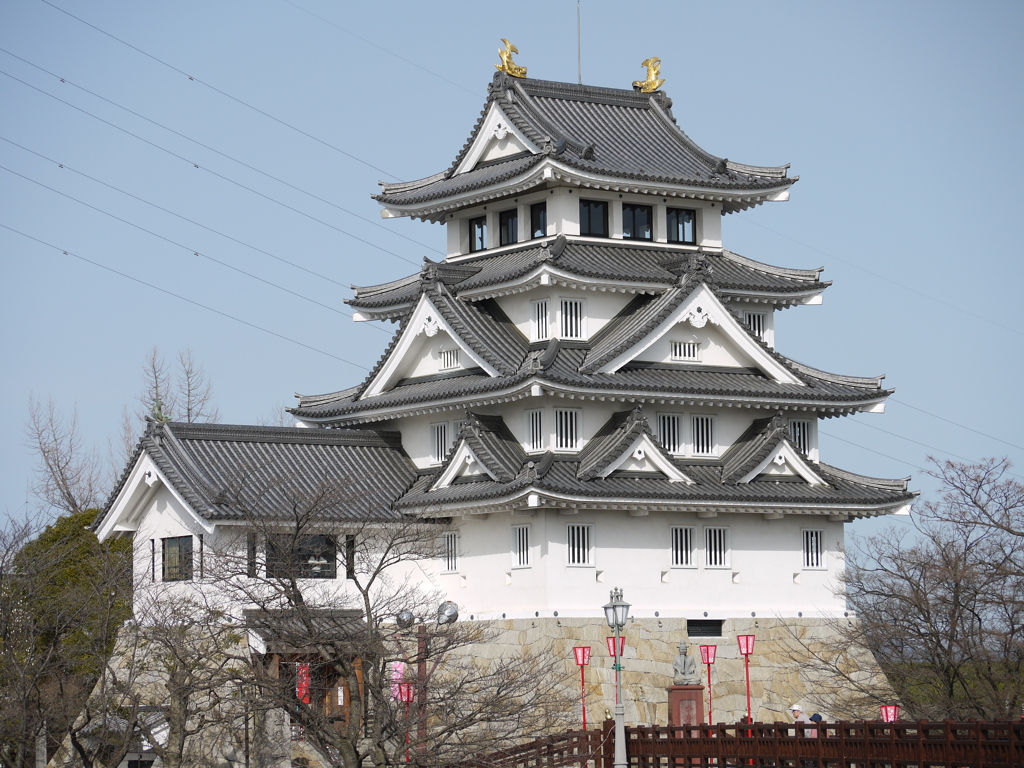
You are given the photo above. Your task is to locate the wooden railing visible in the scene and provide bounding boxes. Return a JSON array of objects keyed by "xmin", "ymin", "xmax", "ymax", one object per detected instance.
[{"xmin": 457, "ymin": 720, "xmax": 1024, "ymax": 768}]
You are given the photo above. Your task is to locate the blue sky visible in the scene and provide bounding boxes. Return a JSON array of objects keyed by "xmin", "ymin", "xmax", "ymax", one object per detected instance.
[{"xmin": 2, "ymin": 0, "xmax": 1022, "ymax": 535}]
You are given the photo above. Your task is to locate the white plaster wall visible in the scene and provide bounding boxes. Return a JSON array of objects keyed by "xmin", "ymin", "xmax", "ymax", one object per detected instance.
[
  {"xmin": 635, "ymin": 322, "xmax": 760, "ymax": 369},
  {"xmin": 494, "ymin": 285, "xmax": 635, "ymax": 343},
  {"xmin": 445, "ymin": 510, "xmax": 846, "ymax": 620},
  {"xmin": 401, "ymin": 329, "xmax": 466, "ymax": 379}
]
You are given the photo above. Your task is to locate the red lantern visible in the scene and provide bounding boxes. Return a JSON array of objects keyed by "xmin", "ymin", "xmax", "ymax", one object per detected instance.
[
  {"xmin": 396, "ymin": 682, "xmax": 415, "ymax": 703},
  {"xmin": 574, "ymin": 646, "xmax": 592, "ymax": 666},
  {"xmin": 699, "ymin": 645, "xmax": 717, "ymax": 665},
  {"xmin": 736, "ymin": 635, "xmax": 755, "ymax": 723},
  {"xmin": 296, "ymin": 663, "xmax": 311, "ymax": 704},
  {"xmin": 606, "ymin": 636, "xmax": 626, "ymax": 657},
  {"xmin": 880, "ymin": 704, "xmax": 900, "ymax": 723},
  {"xmin": 737, "ymin": 634, "xmax": 756, "ymax": 655}
]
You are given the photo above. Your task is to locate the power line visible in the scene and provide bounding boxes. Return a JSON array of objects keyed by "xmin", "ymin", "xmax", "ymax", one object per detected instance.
[
  {"xmin": 0, "ymin": 134, "xmax": 351, "ymax": 289},
  {"xmin": 888, "ymin": 397, "xmax": 1024, "ymax": 453},
  {"xmin": 0, "ymin": 222, "xmax": 370, "ymax": 370},
  {"xmin": 0, "ymin": 69, "xmax": 420, "ymax": 267},
  {"xmin": 280, "ymin": 0, "xmax": 482, "ymax": 100},
  {"xmin": 733, "ymin": 214, "xmax": 1021, "ymax": 338},
  {"xmin": 0, "ymin": 165, "xmax": 364, "ymax": 325},
  {"xmin": 819, "ymin": 429, "xmax": 925, "ymax": 474},
  {"xmin": 38, "ymin": 0, "xmax": 400, "ymax": 180},
  {"xmin": 0, "ymin": 47, "xmax": 445, "ymax": 257}
]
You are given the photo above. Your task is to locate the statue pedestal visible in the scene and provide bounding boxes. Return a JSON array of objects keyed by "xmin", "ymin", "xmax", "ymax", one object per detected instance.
[{"xmin": 667, "ymin": 685, "xmax": 705, "ymax": 726}]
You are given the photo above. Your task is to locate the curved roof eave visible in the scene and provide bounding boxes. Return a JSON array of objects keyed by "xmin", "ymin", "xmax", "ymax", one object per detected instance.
[{"xmin": 379, "ymin": 158, "xmax": 798, "ymax": 222}]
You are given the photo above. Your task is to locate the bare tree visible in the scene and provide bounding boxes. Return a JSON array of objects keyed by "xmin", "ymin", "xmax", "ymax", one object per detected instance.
[
  {"xmin": 25, "ymin": 397, "xmax": 104, "ymax": 516},
  {"xmin": 210, "ymin": 472, "xmax": 573, "ymax": 768},
  {"xmin": 790, "ymin": 458, "xmax": 1024, "ymax": 720},
  {"xmin": 135, "ymin": 348, "xmax": 219, "ymax": 425}
]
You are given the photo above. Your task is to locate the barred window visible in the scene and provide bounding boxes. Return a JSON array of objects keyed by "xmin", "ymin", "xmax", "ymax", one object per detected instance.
[
  {"xmin": 531, "ymin": 299, "xmax": 549, "ymax": 341},
  {"xmin": 430, "ymin": 422, "xmax": 449, "ymax": 464},
  {"xmin": 560, "ymin": 298, "xmax": 585, "ymax": 340},
  {"xmin": 790, "ymin": 419, "xmax": 812, "ymax": 455},
  {"xmin": 442, "ymin": 532, "xmax": 459, "ymax": 573},
  {"xmin": 555, "ymin": 408, "xmax": 581, "ymax": 451},
  {"xmin": 526, "ymin": 409, "xmax": 545, "ymax": 452},
  {"xmin": 705, "ymin": 527, "xmax": 729, "ymax": 568},
  {"xmin": 744, "ymin": 312, "xmax": 767, "ymax": 342},
  {"xmin": 512, "ymin": 524, "xmax": 531, "ymax": 568},
  {"xmin": 439, "ymin": 348, "xmax": 460, "ymax": 370},
  {"xmin": 671, "ymin": 341, "xmax": 700, "ymax": 362},
  {"xmin": 692, "ymin": 415, "xmax": 716, "ymax": 456},
  {"xmin": 567, "ymin": 524, "xmax": 592, "ymax": 565},
  {"xmin": 658, "ymin": 413, "xmax": 683, "ymax": 454},
  {"xmin": 162, "ymin": 535, "xmax": 193, "ymax": 581},
  {"xmin": 671, "ymin": 526, "xmax": 695, "ymax": 567},
  {"xmin": 803, "ymin": 529, "xmax": 825, "ymax": 569}
]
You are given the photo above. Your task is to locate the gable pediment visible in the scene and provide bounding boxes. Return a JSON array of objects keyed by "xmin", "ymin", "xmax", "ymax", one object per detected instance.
[
  {"xmin": 599, "ymin": 433, "xmax": 692, "ymax": 484},
  {"xmin": 361, "ymin": 294, "xmax": 499, "ymax": 398},
  {"xmin": 738, "ymin": 440, "xmax": 825, "ymax": 485},
  {"xmin": 596, "ymin": 283, "xmax": 803, "ymax": 385},
  {"xmin": 454, "ymin": 103, "xmax": 540, "ymax": 175},
  {"xmin": 430, "ymin": 440, "xmax": 498, "ymax": 491}
]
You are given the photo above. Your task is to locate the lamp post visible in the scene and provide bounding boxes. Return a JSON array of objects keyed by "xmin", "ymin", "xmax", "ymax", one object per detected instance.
[
  {"xmin": 603, "ymin": 588, "xmax": 630, "ymax": 768},
  {"xmin": 573, "ymin": 646, "xmax": 592, "ymax": 730},
  {"xmin": 699, "ymin": 644, "xmax": 716, "ymax": 725},
  {"xmin": 737, "ymin": 634, "xmax": 755, "ymax": 723},
  {"xmin": 396, "ymin": 682, "xmax": 415, "ymax": 762},
  {"xmin": 880, "ymin": 704, "xmax": 900, "ymax": 723}
]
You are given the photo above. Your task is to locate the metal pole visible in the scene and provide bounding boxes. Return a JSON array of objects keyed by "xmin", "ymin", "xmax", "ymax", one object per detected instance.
[
  {"xmin": 576, "ymin": 0, "xmax": 582, "ymax": 85},
  {"xmin": 744, "ymin": 654, "xmax": 752, "ymax": 723},
  {"xmin": 613, "ymin": 620, "xmax": 626, "ymax": 768},
  {"xmin": 580, "ymin": 663, "xmax": 588, "ymax": 730},
  {"xmin": 706, "ymin": 663, "xmax": 713, "ymax": 726}
]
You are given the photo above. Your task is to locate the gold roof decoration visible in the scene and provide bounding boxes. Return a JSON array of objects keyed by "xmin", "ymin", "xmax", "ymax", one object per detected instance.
[
  {"xmin": 496, "ymin": 39, "xmax": 527, "ymax": 78},
  {"xmin": 632, "ymin": 57, "xmax": 665, "ymax": 93}
]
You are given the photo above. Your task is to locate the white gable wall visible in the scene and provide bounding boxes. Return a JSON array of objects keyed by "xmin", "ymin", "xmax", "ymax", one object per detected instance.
[{"xmin": 636, "ymin": 322, "xmax": 760, "ymax": 369}]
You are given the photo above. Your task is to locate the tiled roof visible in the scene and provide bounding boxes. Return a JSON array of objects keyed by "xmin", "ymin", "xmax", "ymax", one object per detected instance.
[
  {"xmin": 577, "ymin": 407, "xmax": 654, "ymax": 481},
  {"xmin": 375, "ymin": 73, "xmax": 794, "ymax": 214},
  {"xmin": 453, "ymin": 412, "xmax": 527, "ymax": 482},
  {"xmin": 394, "ymin": 454, "xmax": 914, "ymax": 517},
  {"xmin": 291, "ymin": 342, "xmax": 889, "ymax": 421},
  {"xmin": 95, "ymin": 422, "xmax": 418, "ymax": 529},
  {"xmin": 719, "ymin": 414, "xmax": 792, "ymax": 483},
  {"xmin": 347, "ymin": 239, "xmax": 826, "ymax": 311}
]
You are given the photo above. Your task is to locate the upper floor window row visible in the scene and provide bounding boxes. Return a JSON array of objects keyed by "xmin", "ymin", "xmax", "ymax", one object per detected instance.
[{"xmin": 460, "ymin": 200, "xmax": 699, "ymax": 254}]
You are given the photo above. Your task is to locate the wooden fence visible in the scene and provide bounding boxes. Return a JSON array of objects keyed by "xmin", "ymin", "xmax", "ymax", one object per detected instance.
[{"xmin": 457, "ymin": 719, "xmax": 1024, "ymax": 768}]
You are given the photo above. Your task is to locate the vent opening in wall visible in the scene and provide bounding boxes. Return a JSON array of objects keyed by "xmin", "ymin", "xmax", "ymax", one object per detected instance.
[
  {"xmin": 439, "ymin": 348, "xmax": 460, "ymax": 371},
  {"xmin": 687, "ymin": 619, "xmax": 723, "ymax": 637},
  {"xmin": 671, "ymin": 341, "xmax": 700, "ymax": 362}
]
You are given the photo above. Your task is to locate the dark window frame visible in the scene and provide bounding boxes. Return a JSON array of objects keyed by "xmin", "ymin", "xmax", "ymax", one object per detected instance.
[
  {"xmin": 468, "ymin": 216, "xmax": 487, "ymax": 253},
  {"xmin": 162, "ymin": 535, "xmax": 193, "ymax": 582},
  {"xmin": 530, "ymin": 202, "xmax": 547, "ymax": 238},
  {"xmin": 267, "ymin": 534, "xmax": 338, "ymax": 580},
  {"xmin": 667, "ymin": 207, "xmax": 697, "ymax": 245},
  {"xmin": 622, "ymin": 203, "xmax": 653, "ymax": 241},
  {"xmin": 579, "ymin": 199, "xmax": 608, "ymax": 238},
  {"xmin": 499, "ymin": 208, "xmax": 518, "ymax": 246}
]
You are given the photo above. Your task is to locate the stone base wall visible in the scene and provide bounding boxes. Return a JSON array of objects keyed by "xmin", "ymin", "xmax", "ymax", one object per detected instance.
[{"xmin": 464, "ymin": 615, "xmax": 887, "ymax": 726}]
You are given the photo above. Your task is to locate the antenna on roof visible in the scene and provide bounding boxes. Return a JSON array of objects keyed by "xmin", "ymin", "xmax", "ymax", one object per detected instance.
[{"xmin": 577, "ymin": 1, "xmax": 582, "ymax": 84}]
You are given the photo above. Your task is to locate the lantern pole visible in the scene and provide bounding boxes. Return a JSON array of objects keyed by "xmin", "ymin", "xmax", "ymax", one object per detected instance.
[
  {"xmin": 573, "ymin": 646, "xmax": 592, "ymax": 730},
  {"xmin": 737, "ymin": 635, "xmax": 755, "ymax": 723},
  {"xmin": 699, "ymin": 645, "xmax": 716, "ymax": 725}
]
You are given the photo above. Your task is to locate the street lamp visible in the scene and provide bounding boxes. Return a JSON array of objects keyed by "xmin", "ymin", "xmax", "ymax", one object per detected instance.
[
  {"xmin": 603, "ymin": 588, "xmax": 630, "ymax": 768},
  {"xmin": 573, "ymin": 646, "xmax": 592, "ymax": 730},
  {"xmin": 737, "ymin": 634, "xmax": 755, "ymax": 723},
  {"xmin": 699, "ymin": 645, "xmax": 716, "ymax": 725}
]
